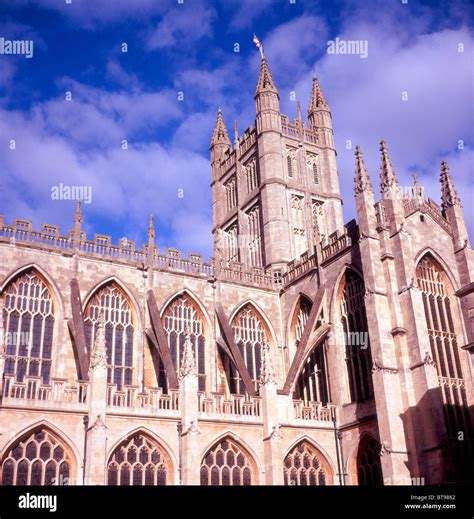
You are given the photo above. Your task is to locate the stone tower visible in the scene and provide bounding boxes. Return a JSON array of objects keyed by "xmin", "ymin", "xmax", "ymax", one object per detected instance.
[{"xmin": 210, "ymin": 56, "xmax": 344, "ymax": 273}]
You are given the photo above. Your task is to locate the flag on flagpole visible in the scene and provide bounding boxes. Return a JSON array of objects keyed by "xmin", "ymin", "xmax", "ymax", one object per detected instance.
[{"xmin": 253, "ymin": 34, "xmax": 264, "ymax": 58}]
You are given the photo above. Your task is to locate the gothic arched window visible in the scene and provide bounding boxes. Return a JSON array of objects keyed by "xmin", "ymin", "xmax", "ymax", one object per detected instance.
[
  {"xmin": 306, "ymin": 153, "xmax": 319, "ymax": 184},
  {"xmin": 416, "ymin": 256, "xmax": 463, "ymax": 383},
  {"xmin": 313, "ymin": 162, "xmax": 319, "ymax": 184},
  {"xmin": 293, "ymin": 297, "xmax": 312, "ymax": 347},
  {"xmin": 1, "ymin": 429, "xmax": 72, "ymax": 485},
  {"xmin": 247, "ymin": 205, "xmax": 263, "ymax": 267},
  {"xmin": 296, "ymin": 343, "xmax": 329, "ymax": 405},
  {"xmin": 340, "ymin": 270, "xmax": 373, "ymax": 402},
  {"xmin": 286, "ymin": 147, "xmax": 297, "ymax": 179},
  {"xmin": 357, "ymin": 436, "xmax": 383, "ymax": 486},
  {"xmin": 229, "ymin": 304, "xmax": 269, "ymax": 395},
  {"xmin": 200, "ymin": 437, "xmax": 255, "ymax": 486},
  {"xmin": 2, "ymin": 270, "xmax": 54, "ymax": 385},
  {"xmin": 224, "ymin": 223, "xmax": 239, "ymax": 263},
  {"xmin": 291, "ymin": 297, "xmax": 329, "ymax": 404},
  {"xmin": 246, "ymin": 159, "xmax": 258, "ymax": 193},
  {"xmin": 291, "ymin": 194, "xmax": 306, "ymax": 258},
  {"xmin": 416, "ymin": 255, "xmax": 471, "ymax": 451},
  {"xmin": 225, "ymin": 177, "xmax": 237, "ymax": 212},
  {"xmin": 312, "ymin": 199, "xmax": 326, "ymax": 244},
  {"xmin": 107, "ymin": 433, "xmax": 170, "ymax": 486},
  {"xmin": 287, "ymin": 155, "xmax": 293, "ymax": 177},
  {"xmin": 84, "ymin": 283, "xmax": 134, "ymax": 389},
  {"xmin": 162, "ymin": 294, "xmax": 206, "ymax": 392},
  {"xmin": 283, "ymin": 441, "xmax": 330, "ymax": 486}
]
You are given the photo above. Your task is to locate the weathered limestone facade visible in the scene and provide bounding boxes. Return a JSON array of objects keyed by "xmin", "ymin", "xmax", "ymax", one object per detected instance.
[{"xmin": 0, "ymin": 57, "xmax": 473, "ymax": 486}]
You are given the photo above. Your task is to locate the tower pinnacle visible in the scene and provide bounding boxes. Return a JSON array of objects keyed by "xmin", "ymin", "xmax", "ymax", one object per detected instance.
[
  {"xmin": 148, "ymin": 214, "xmax": 155, "ymax": 242},
  {"xmin": 74, "ymin": 200, "xmax": 82, "ymax": 225},
  {"xmin": 180, "ymin": 327, "xmax": 197, "ymax": 378},
  {"xmin": 440, "ymin": 160, "xmax": 461, "ymax": 210},
  {"xmin": 259, "ymin": 340, "xmax": 276, "ymax": 386},
  {"xmin": 210, "ymin": 109, "xmax": 232, "ymax": 182},
  {"xmin": 307, "ymin": 75, "xmax": 333, "ymax": 146},
  {"xmin": 210, "ymin": 109, "xmax": 231, "ymax": 147},
  {"xmin": 255, "ymin": 57, "xmax": 279, "ymax": 98},
  {"xmin": 90, "ymin": 313, "xmax": 107, "ymax": 369},
  {"xmin": 308, "ymin": 75, "xmax": 329, "ymax": 115},
  {"xmin": 379, "ymin": 140, "xmax": 399, "ymax": 192},
  {"xmin": 354, "ymin": 145, "xmax": 373, "ymax": 194}
]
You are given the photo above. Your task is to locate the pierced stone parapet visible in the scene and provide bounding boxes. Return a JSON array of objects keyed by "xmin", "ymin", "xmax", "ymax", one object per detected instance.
[
  {"xmin": 293, "ymin": 400, "xmax": 337, "ymax": 423},
  {"xmin": 198, "ymin": 392, "xmax": 262, "ymax": 421},
  {"xmin": 2, "ymin": 375, "xmax": 88, "ymax": 409},
  {"xmin": 321, "ymin": 232, "xmax": 352, "ymax": 263},
  {"xmin": 0, "ymin": 215, "xmax": 280, "ymax": 290},
  {"xmin": 106, "ymin": 384, "xmax": 180, "ymax": 415},
  {"xmin": 282, "ymin": 249, "xmax": 318, "ymax": 287}
]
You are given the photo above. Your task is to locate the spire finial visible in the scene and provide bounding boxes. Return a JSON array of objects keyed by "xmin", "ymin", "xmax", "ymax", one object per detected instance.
[
  {"xmin": 180, "ymin": 326, "xmax": 198, "ymax": 378},
  {"xmin": 297, "ymin": 100, "xmax": 302, "ymax": 121},
  {"xmin": 148, "ymin": 214, "xmax": 155, "ymax": 242},
  {"xmin": 411, "ymin": 173, "xmax": 424, "ymax": 199},
  {"xmin": 308, "ymin": 74, "xmax": 329, "ymax": 115},
  {"xmin": 73, "ymin": 200, "xmax": 83, "ymax": 253},
  {"xmin": 354, "ymin": 145, "xmax": 373, "ymax": 195},
  {"xmin": 210, "ymin": 109, "xmax": 231, "ymax": 147},
  {"xmin": 379, "ymin": 140, "xmax": 399, "ymax": 193},
  {"xmin": 259, "ymin": 340, "xmax": 276, "ymax": 386},
  {"xmin": 440, "ymin": 160, "xmax": 461, "ymax": 210},
  {"xmin": 234, "ymin": 120, "xmax": 239, "ymax": 143},
  {"xmin": 255, "ymin": 55, "xmax": 278, "ymax": 97},
  {"xmin": 74, "ymin": 200, "xmax": 82, "ymax": 225}
]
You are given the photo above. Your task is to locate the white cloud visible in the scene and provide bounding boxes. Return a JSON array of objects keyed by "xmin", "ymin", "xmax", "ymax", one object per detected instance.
[
  {"xmin": 147, "ymin": 1, "xmax": 215, "ymax": 50},
  {"xmin": 105, "ymin": 60, "xmax": 141, "ymax": 90},
  {"xmin": 283, "ymin": 19, "xmax": 473, "ymax": 241},
  {"xmin": 0, "ymin": 91, "xmax": 213, "ymax": 255},
  {"xmin": 8, "ymin": 0, "xmax": 167, "ymax": 27}
]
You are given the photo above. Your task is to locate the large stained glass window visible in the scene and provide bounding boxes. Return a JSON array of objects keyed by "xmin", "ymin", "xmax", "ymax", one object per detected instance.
[
  {"xmin": 107, "ymin": 433, "xmax": 170, "ymax": 486},
  {"xmin": 416, "ymin": 255, "xmax": 472, "ymax": 477},
  {"xmin": 162, "ymin": 294, "xmax": 206, "ymax": 391},
  {"xmin": 228, "ymin": 305, "xmax": 269, "ymax": 395},
  {"xmin": 340, "ymin": 271, "xmax": 373, "ymax": 402},
  {"xmin": 283, "ymin": 441, "xmax": 329, "ymax": 486},
  {"xmin": 2, "ymin": 271, "xmax": 54, "ymax": 385},
  {"xmin": 200, "ymin": 437, "xmax": 255, "ymax": 486},
  {"xmin": 1, "ymin": 429, "xmax": 72, "ymax": 486},
  {"xmin": 292, "ymin": 297, "xmax": 329, "ymax": 404},
  {"xmin": 84, "ymin": 283, "xmax": 134, "ymax": 389}
]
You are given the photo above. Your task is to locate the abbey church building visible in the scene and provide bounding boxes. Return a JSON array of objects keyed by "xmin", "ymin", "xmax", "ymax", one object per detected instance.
[{"xmin": 0, "ymin": 56, "xmax": 473, "ymax": 486}]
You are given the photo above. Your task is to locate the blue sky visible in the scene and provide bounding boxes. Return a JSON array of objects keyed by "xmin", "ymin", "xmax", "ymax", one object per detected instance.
[{"xmin": 0, "ymin": 0, "xmax": 472, "ymax": 258}]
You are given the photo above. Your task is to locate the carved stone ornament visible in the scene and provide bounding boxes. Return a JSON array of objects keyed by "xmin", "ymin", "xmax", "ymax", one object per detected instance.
[
  {"xmin": 270, "ymin": 423, "xmax": 282, "ymax": 440},
  {"xmin": 89, "ymin": 414, "xmax": 107, "ymax": 431},
  {"xmin": 380, "ymin": 440, "xmax": 392, "ymax": 456}
]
